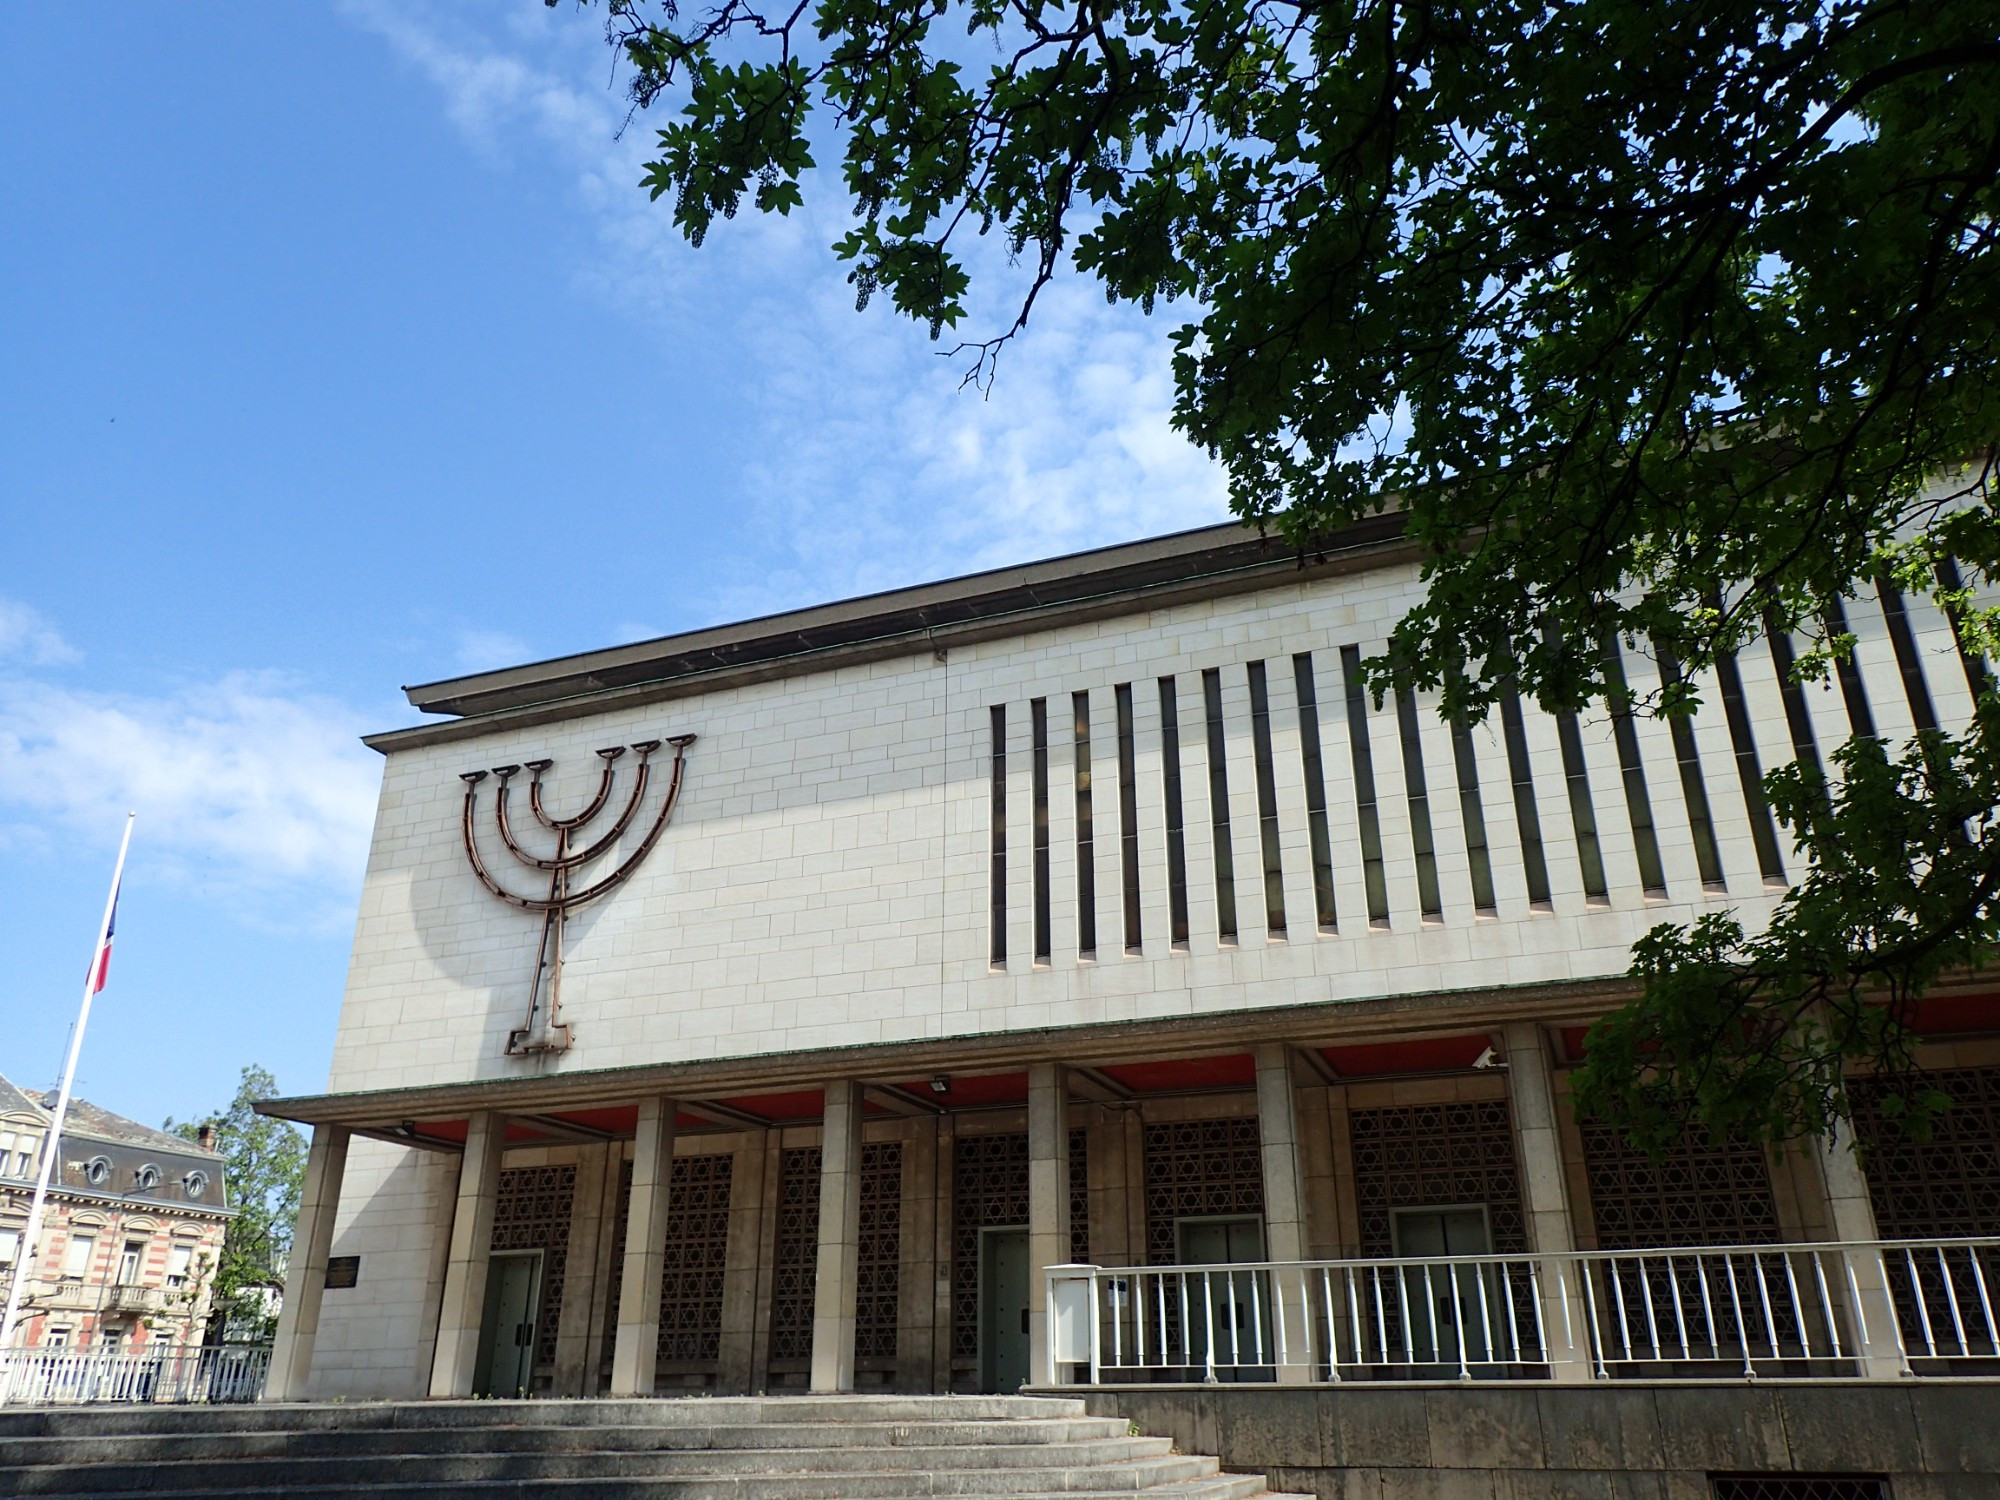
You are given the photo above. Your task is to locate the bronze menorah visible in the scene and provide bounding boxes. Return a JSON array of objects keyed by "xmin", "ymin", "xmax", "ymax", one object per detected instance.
[{"xmin": 459, "ymin": 734, "xmax": 696, "ymax": 1055}]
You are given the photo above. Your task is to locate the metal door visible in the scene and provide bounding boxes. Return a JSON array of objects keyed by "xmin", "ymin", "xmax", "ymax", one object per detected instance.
[
  {"xmin": 1177, "ymin": 1216, "xmax": 1269, "ymax": 1376},
  {"xmin": 473, "ymin": 1250, "xmax": 542, "ymax": 1398},
  {"xmin": 980, "ymin": 1228, "xmax": 1030, "ymax": 1392},
  {"xmin": 1391, "ymin": 1205, "xmax": 1497, "ymax": 1372}
]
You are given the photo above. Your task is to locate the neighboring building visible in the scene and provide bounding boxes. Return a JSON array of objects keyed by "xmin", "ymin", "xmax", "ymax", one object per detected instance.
[
  {"xmin": 0, "ymin": 1073, "xmax": 230, "ymax": 1353},
  {"xmin": 260, "ymin": 519, "xmax": 2000, "ymax": 1403}
]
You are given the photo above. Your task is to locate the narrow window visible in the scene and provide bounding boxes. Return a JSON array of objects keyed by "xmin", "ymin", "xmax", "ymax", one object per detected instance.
[
  {"xmin": 989, "ymin": 705, "xmax": 1007, "ymax": 966},
  {"xmin": 1877, "ymin": 575, "xmax": 1939, "ymax": 731},
  {"xmin": 1763, "ymin": 618, "xmax": 1823, "ymax": 780},
  {"xmin": 1246, "ymin": 662, "xmax": 1287, "ymax": 936},
  {"xmin": 1499, "ymin": 686, "xmax": 1553, "ymax": 905},
  {"xmin": 1031, "ymin": 697, "xmax": 1051, "ymax": 964},
  {"xmin": 1159, "ymin": 676, "xmax": 1190, "ymax": 946},
  {"xmin": 1823, "ymin": 597, "xmax": 1877, "ymax": 737},
  {"xmin": 1600, "ymin": 634, "xmax": 1667, "ymax": 895},
  {"xmin": 1554, "ymin": 707, "xmax": 1610, "ymax": 900},
  {"xmin": 1341, "ymin": 647, "xmax": 1391, "ymax": 924},
  {"xmin": 1447, "ymin": 718, "xmax": 1497, "ymax": 913},
  {"xmin": 1393, "ymin": 687, "xmax": 1444, "ymax": 918},
  {"xmin": 1655, "ymin": 649, "xmax": 1726, "ymax": 888},
  {"xmin": 1116, "ymin": 683, "xmax": 1141, "ymax": 952},
  {"xmin": 1715, "ymin": 650, "xmax": 1787, "ymax": 881},
  {"xmin": 1073, "ymin": 690, "xmax": 1096, "ymax": 960},
  {"xmin": 1934, "ymin": 556, "xmax": 1992, "ymax": 697},
  {"xmin": 1291, "ymin": 653, "xmax": 1338, "ymax": 930},
  {"xmin": 1201, "ymin": 669, "xmax": 1238, "ymax": 942}
]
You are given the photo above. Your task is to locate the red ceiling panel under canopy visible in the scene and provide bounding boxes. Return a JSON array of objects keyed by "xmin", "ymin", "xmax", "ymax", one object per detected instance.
[
  {"xmin": 1320, "ymin": 1035, "xmax": 1494, "ymax": 1078},
  {"xmin": 894, "ymin": 1072, "xmax": 1030, "ymax": 1110},
  {"xmin": 1096, "ymin": 1054, "xmax": 1257, "ymax": 1094}
]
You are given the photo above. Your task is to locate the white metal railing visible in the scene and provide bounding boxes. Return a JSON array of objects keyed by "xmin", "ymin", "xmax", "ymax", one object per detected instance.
[
  {"xmin": 1045, "ymin": 1238, "xmax": 2000, "ymax": 1384},
  {"xmin": 0, "ymin": 1343, "xmax": 270, "ymax": 1406}
]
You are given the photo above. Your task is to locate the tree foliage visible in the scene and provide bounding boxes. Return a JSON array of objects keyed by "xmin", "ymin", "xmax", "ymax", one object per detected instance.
[
  {"xmin": 568, "ymin": 0, "xmax": 2000, "ymax": 1144},
  {"xmin": 167, "ymin": 1066, "xmax": 306, "ymax": 1341}
]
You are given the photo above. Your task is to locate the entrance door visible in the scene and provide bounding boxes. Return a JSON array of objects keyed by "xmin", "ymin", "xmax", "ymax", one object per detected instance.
[
  {"xmin": 473, "ymin": 1250, "xmax": 543, "ymax": 1398},
  {"xmin": 979, "ymin": 1227, "xmax": 1030, "ymax": 1392},
  {"xmin": 1391, "ymin": 1205, "xmax": 1497, "ymax": 1371},
  {"xmin": 1177, "ymin": 1216, "xmax": 1268, "ymax": 1376}
]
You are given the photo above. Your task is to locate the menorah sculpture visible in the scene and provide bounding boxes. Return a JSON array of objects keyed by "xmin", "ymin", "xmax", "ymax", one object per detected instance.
[{"xmin": 459, "ymin": 733, "xmax": 696, "ymax": 1055}]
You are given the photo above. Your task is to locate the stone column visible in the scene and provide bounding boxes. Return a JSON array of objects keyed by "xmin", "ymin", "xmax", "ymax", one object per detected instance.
[
  {"xmin": 264, "ymin": 1123, "xmax": 349, "ymax": 1401},
  {"xmin": 1501, "ymin": 1023, "xmax": 1590, "ymax": 1379},
  {"xmin": 716, "ymin": 1128, "xmax": 769, "ymax": 1394},
  {"xmin": 1820, "ymin": 1118, "xmax": 1906, "ymax": 1378},
  {"xmin": 1253, "ymin": 1044, "xmax": 1313, "ymax": 1382},
  {"xmin": 1026, "ymin": 1062, "xmax": 1071, "ymax": 1383},
  {"xmin": 552, "ymin": 1141, "xmax": 613, "ymax": 1397},
  {"xmin": 810, "ymin": 1080, "xmax": 865, "ymax": 1392},
  {"xmin": 609, "ymin": 1097, "xmax": 678, "ymax": 1396},
  {"xmin": 428, "ymin": 1111, "xmax": 506, "ymax": 1398}
]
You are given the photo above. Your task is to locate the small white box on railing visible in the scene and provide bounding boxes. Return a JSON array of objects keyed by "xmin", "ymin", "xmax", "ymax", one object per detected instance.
[{"xmin": 1048, "ymin": 1265, "xmax": 1097, "ymax": 1369}]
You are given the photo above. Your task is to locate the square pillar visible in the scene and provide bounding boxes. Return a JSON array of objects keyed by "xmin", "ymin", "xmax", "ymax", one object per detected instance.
[
  {"xmin": 1501, "ymin": 1023, "xmax": 1591, "ymax": 1380},
  {"xmin": 263, "ymin": 1123, "xmax": 349, "ymax": 1401},
  {"xmin": 1253, "ymin": 1044, "xmax": 1313, "ymax": 1382},
  {"xmin": 551, "ymin": 1141, "xmax": 613, "ymax": 1397},
  {"xmin": 715, "ymin": 1128, "xmax": 770, "ymax": 1394},
  {"xmin": 609, "ymin": 1097, "xmax": 678, "ymax": 1395},
  {"xmin": 428, "ymin": 1111, "xmax": 506, "ymax": 1397},
  {"xmin": 1820, "ymin": 1118, "xmax": 1907, "ymax": 1378},
  {"xmin": 1027, "ymin": 1062, "xmax": 1071, "ymax": 1383},
  {"xmin": 810, "ymin": 1080, "xmax": 865, "ymax": 1392}
]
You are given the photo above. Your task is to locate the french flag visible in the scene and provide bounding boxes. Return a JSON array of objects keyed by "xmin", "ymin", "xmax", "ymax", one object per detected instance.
[{"xmin": 89, "ymin": 884, "xmax": 119, "ymax": 994}]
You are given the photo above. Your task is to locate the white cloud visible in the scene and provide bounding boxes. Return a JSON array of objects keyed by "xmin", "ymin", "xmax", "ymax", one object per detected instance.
[
  {"xmin": 0, "ymin": 655, "xmax": 381, "ymax": 932},
  {"xmin": 453, "ymin": 628, "xmax": 533, "ymax": 673},
  {"xmin": 0, "ymin": 599, "xmax": 80, "ymax": 666}
]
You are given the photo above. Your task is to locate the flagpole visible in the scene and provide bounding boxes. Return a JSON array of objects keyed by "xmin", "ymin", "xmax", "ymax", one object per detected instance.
[{"xmin": 0, "ymin": 813, "xmax": 135, "ymax": 1362}]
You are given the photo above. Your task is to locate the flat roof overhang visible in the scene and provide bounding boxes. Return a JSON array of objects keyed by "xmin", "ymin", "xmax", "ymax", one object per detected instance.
[{"xmin": 366, "ymin": 514, "xmax": 1413, "ymax": 755}]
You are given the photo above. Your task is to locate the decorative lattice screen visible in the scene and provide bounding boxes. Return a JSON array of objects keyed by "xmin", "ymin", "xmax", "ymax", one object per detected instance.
[
  {"xmin": 492, "ymin": 1164, "xmax": 576, "ymax": 1368},
  {"xmin": 1142, "ymin": 1117, "xmax": 1265, "ymax": 1264},
  {"xmin": 952, "ymin": 1132, "xmax": 1029, "ymax": 1359},
  {"xmin": 1850, "ymin": 1065, "xmax": 2000, "ymax": 1237},
  {"xmin": 1349, "ymin": 1100, "xmax": 1527, "ymax": 1256},
  {"xmin": 1069, "ymin": 1127, "xmax": 1090, "ymax": 1264},
  {"xmin": 1710, "ymin": 1478, "xmax": 1888, "ymax": 1500},
  {"xmin": 1579, "ymin": 1119, "xmax": 1777, "ymax": 1249},
  {"xmin": 769, "ymin": 1147, "xmax": 821, "ymax": 1363},
  {"xmin": 857, "ymin": 1141, "xmax": 903, "ymax": 1360},
  {"xmin": 658, "ymin": 1153, "xmax": 734, "ymax": 1362}
]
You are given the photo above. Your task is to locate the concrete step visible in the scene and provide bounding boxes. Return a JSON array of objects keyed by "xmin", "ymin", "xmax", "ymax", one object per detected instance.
[
  {"xmin": 22, "ymin": 1482, "xmax": 1289, "ymax": 1500},
  {"xmin": 0, "ymin": 1417, "xmax": 1138, "ymax": 1464}
]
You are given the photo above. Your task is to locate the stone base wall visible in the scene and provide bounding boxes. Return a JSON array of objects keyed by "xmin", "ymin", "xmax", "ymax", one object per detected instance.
[{"xmin": 1065, "ymin": 1382, "xmax": 2000, "ymax": 1500}]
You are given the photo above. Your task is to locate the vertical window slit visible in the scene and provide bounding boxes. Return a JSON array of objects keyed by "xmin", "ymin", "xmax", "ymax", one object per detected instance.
[
  {"xmin": 1715, "ymin": 650, "xmax": 1787, "ymax": 882},
  {"xmin": 1340, "ymin": 647, "xmax": 1390, "ymax": 925},
  {"xmin": 1877, "ymin": 576, "xmax": 1939, "ymax": 731},
  {"xmin": 1934, "ymin": 556, "xmax": 1992, "ymax": 698},
  {"xmin": 1392, "ymin": 687, "xmax": 1443, "ymax": 918},
  {"xmin": 1159, "ymin": 676, "xmax": 1190, "ymax": 946},
  {"xmin": 1823, "ymin": 598, "xmax": 1877, "ymax": 737},
  {"xmin": 1031, "ymin": 697, "xmax": 1051, "ymax": 964},
  {"xmin": 989, "ymin": 704, "xmax": 1007, "ymax": 966},
  {"xmin": 1655, "ymin": 649, "xmax": 1725, "ymax": 888},
  {"xmin": 1600, "ymin": 634, "xmax": 1667, "ymax": 895},
  {"xmin": 1201, "ymin": 669, "xmax": 1238, "ymax": 942},
  {"xmin": 1073, "ymin": 690, "xmax": 1096, "ymax": 960},
  {"xmin": 1554, "ymin": 707, "xmax": 1609, "ymax": 901},
  {"xmin": 1291, "ymin": 654, "xmax": 1339, "ymax": 931},
  {"xmin": 1115, "ymin": 683, "xmax": 1141, "ymax": 953},
  {"xmin": 1763, "ymin": 619, "xmax": 1823, "ymax": 780},
  {"xmin": 1499, "ymin": 686, "xmax": 1553, "ymax": 906},
  {"xmin": 1246, "ymin": 661, "xmax": 1287, "ymax": 937},
  {"xmin": 1447, "ymin": 718, "xmax": 1497, "ymax": 913}
]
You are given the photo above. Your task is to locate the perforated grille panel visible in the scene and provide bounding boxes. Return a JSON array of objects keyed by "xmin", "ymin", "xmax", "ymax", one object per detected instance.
[
  {"xmin": 492, "ymin": 1164, "xmax": 576, "ymax": 1369},
  {"xmin": 1142, "ymin": 1118, "xmax": 1264, "ymax": 1264},
  {"xmin": 769, "ymin": 1146, "xmax": 821, "ymax": 1363},
  {"xmin": 1851, "ymin": 1065, "xmax": 2000, "ymax": 1236},
  {"xmin": 1069, "ymin": 1127, "xmax": 1090, "ymax": 1264},
  {"xmin": 952, "ymin": 1132, "xmax": 1029, "ymax": 1360},
  {"xmin": 658, "ymin": 1153, "xmax": 734, "ymax": 1363},
  {"xmin": 857, "ymin": 1141, "xmax": 903, "ymax": 1360},
  {"xmin": 1349, "ymin": 1101, "xmax": 1526, "ymax": 1256},
  {"xmin": 1711, "ymin": 1478, "xmax": 1888, "ymax": 1500},
  {"xmin": 1580, "ymin": 1120, "xmax": 1778, "ymax": 1248}
]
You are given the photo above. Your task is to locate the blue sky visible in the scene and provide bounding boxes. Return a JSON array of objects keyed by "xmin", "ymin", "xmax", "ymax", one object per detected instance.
[{"xmin": 0, "ymin": 3, "xmax": 1226, "ymax": 1129}]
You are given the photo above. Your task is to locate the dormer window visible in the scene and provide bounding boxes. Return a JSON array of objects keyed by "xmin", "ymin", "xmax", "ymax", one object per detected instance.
[
  {"xmin": 183, "ymin": 1170, "xmax": 209, "ymax": 1199},
  {"xmin": 83, "ymin": 1155, "xmax": 111, "ymax": 1187},
  {"xmin": 134, "ymin": 1163, "xmax": 161, "ymax": 1191}
]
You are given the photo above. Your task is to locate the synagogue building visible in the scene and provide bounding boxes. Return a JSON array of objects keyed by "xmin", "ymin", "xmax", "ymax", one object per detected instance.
[{"xmin": 261, "ymin": 519, "xmax": 2000, "ymax": 1405}]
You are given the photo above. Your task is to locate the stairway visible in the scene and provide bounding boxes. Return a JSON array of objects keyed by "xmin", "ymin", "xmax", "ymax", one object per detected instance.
[{"xmin": 0, "ymin": 1393, "xmax": 1311, "ymax": 1499}]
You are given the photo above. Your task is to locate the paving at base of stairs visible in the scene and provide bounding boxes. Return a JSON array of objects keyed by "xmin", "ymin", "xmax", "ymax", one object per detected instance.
[{"xmin": 0, "ymin": 1393, "xmax": 1315, "ymax": 1500}]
